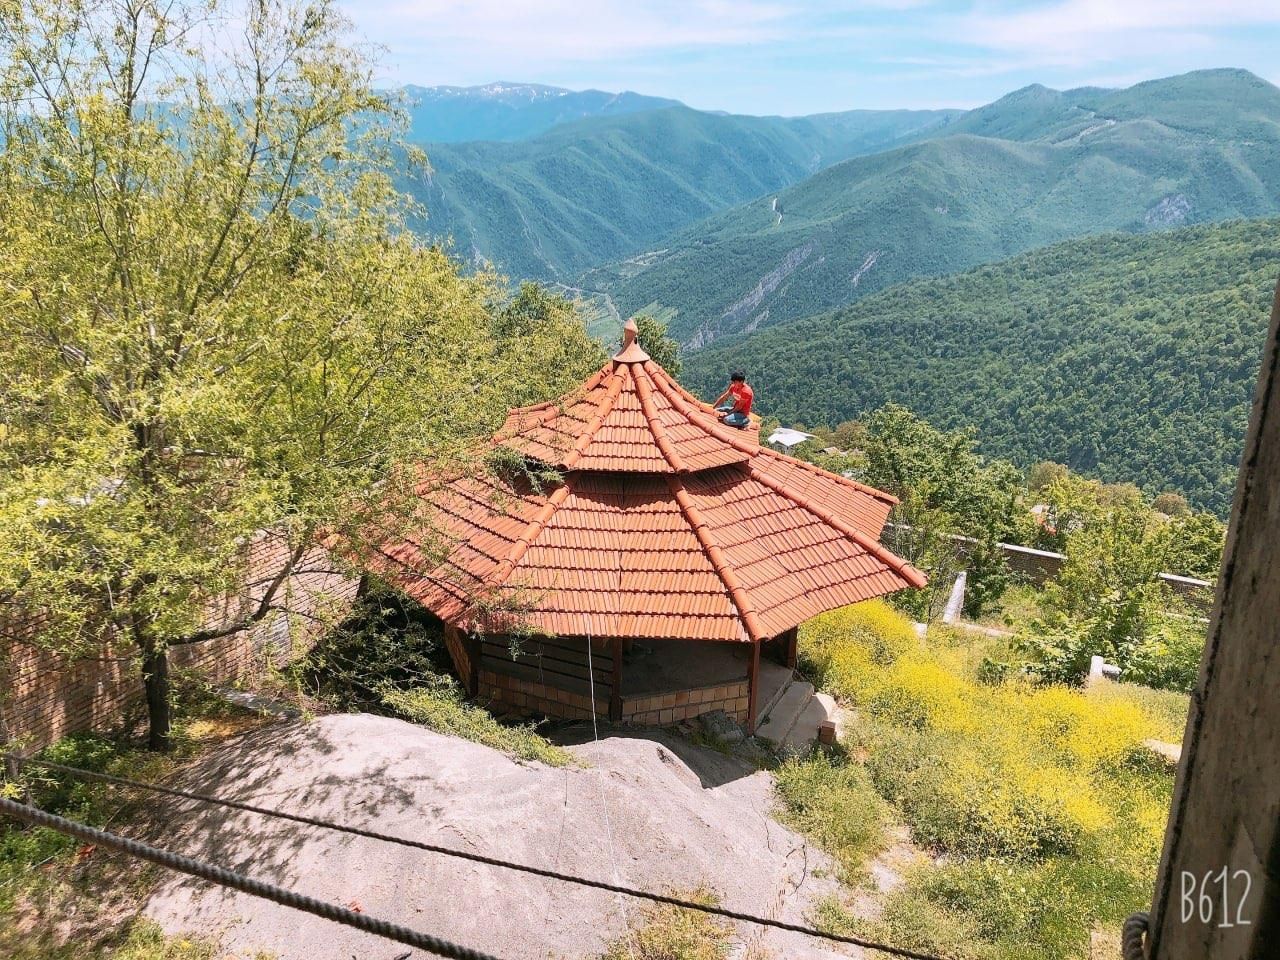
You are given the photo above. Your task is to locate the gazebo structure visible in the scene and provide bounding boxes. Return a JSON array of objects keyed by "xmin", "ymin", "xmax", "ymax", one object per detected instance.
[{"xmin": 367, "ymin": 320, "xmax": 924, "ymax": 734}]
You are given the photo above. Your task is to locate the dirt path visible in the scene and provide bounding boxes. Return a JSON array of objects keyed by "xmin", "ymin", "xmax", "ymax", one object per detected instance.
[{"xmin": 143, "ymin": 714, "xmax": 852, "ymax": 959}]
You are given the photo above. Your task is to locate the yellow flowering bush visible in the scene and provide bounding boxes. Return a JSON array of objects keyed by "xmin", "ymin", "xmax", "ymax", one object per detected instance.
[
  {"xmin": 792, "ymin": 599, "xmax": 1187, "ymax": 959},
  {"xmin": 868, "ymin": 657, "xmax": 971, "ymax": 732},
  {"xmin": 799, "ymin": 600, "xmax": 1167, "ymax": 863}
]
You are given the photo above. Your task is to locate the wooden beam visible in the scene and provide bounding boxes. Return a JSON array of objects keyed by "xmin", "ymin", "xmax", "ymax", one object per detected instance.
[
  {"xmin": 467, "ymin": 629, "xmax": 481, "ymax": 696},
  {"xmin": 1147, "ymin": 279, "xmax": 1280, "ymax": 958},
  {"xmin": 784, "ymin": 627, "xmax": 799, "ymax": 670},
  {"xmin": 746, "ymin": 639, "xmax": 761, "ymax": 735},
  {"xmin": 609, "ymin": 638, "xmax": 623, "ymax": 722}
]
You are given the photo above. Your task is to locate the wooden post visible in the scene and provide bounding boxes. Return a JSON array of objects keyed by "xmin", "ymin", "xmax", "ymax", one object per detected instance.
[
  {"xmin": 467, "ymin": 630, "xmax": 481, "ymax": 696},
  {"xmin": 746, "ymin": 639, "xmax": 760, "ymax": 735},
  {"xmin": 784, "ymin": 627, "xmax": 799, "ymax": 670},
  {"xmin": 609, "ymin": 638, "xmax": 623, "ymax": 722},
  {"xmin": 1146, "ymin": 280, "xmax": 1280, "ymax": 958}
]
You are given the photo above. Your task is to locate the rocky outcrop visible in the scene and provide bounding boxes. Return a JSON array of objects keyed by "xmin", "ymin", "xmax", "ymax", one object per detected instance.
[{"xmin": 1145, "ymin": 194, "xmax": 1192, "ymax": 227}]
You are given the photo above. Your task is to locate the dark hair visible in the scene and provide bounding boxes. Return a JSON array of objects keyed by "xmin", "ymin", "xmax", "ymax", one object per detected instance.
[{"xmin": 730, "ymin": 371, "xmax": 746, "ymax": 382}]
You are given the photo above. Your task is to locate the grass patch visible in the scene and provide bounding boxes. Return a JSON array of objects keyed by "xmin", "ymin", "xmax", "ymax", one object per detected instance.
[
  {"xmin": 792, "ymin": 600, "xmax": 1176, "ymax": 959},
  {"xmin": 973, "ymin": 583, "xmax": 1046, "ymax": 631},
  {"xmin": 381, "ymin": 681, "xmax": 573, "ymax": 766},
  {"xmin": 599, "ymin": 887, "xmax": 732, "ymax": 960},
  {"xmin": 773, "ymin": 749, "xmax": 889, "ymax": 884},
  {"xmin": 1, "ymin": 682, "xmax": 277, "ymax": 959},
  {"xmin": 296, "ymin": 588, "xmax": 575, "ymax": 766}
]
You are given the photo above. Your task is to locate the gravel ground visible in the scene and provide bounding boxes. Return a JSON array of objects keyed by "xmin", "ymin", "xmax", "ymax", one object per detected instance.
[{"xmin": 143, "ymin": 713, "xmax": 853, "ymax": 960}]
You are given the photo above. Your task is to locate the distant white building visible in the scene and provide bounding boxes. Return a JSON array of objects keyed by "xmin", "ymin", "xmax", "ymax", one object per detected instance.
[{"xmin": 766, "ymin": 427, "xmax": 816, "ymax": 451}]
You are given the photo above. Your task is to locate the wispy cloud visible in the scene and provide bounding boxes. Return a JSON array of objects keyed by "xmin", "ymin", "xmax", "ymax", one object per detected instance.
[
  {"xmin": 338, "ymin": 1, "xmax": 1280, "ymax": 113},
  {"xmin": 960, "ymin": 0, "xmax": 1280, "ymax": 62}
]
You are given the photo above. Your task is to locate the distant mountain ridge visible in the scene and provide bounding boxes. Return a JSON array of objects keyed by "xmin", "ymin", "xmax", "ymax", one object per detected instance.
[
  {"xmin": 401, "ymin": 82, "xmax": 681, "ymax": 142},
  {"xmin": 580, "ymin": 68, "xmax": 1280, "ymax": 348},
  {"xmin": 405, "ymin": 104, "xmax": 960, "ymax": 279}
]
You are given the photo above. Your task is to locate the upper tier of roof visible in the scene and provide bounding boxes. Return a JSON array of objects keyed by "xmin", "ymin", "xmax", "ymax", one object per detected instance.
[
  {"xmin": 494, "ymin": 323, "xmax": 761, "ymax": 474},
  {"xmin": 363, "ymin": 320, "xmax": 921, "ymax": 643}
]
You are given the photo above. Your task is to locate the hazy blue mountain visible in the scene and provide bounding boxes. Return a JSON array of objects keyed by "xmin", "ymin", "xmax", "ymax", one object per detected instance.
[{"xmin": 401, "ymin": 82, "xmax": 681, "ymax": 143}]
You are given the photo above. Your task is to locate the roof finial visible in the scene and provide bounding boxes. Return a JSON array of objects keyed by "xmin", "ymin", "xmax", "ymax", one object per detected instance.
[{"xmin": 613, "ymin": 317, "xmax": 649, "ymax": 363}]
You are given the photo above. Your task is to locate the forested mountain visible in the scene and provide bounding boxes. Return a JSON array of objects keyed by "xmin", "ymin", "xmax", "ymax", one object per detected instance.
[
  {"xmin": 401, "ymin": 82, "xmax": 680, "ymax": 142},
  {"xmin": 406, "ymin": 105, "xmax": 959, "ymax": 280},
  {"xmin": 685, "ymin": 218, "xmax": 1280, "ymax": 514},
  {"xmin": 587, "ymin": 69, "xmax": 1280, "ymax": 348}
]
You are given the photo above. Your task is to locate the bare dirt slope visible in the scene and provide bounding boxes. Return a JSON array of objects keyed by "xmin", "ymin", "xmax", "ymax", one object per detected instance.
[{"xmin": 143, "ymin": 713, "xmax": 851, "ymax": 959}]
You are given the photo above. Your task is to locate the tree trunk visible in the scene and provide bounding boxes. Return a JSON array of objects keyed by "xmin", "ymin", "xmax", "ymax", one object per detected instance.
[{"xmin": 140, "ymin": 640, "xmax": 172, "ymax": 752}]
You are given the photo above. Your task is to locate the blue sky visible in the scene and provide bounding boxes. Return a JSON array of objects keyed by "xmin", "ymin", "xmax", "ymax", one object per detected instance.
[{"xmin": 337, "ymin": 1, "xmax": 1280, "ymax": 115}]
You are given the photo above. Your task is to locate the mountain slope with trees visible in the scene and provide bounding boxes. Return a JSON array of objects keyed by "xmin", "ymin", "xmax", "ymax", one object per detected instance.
[
  {"xmin": 406, "ymin": 105, "xmax": 960, "ymax": 280},
  {"xmin": 686, "ymin": 218, "xmax": 1280, "ymax": 514},
  {"xmin": 588, "ymin": 69, "xmax": 1280, "ymax": 348}
]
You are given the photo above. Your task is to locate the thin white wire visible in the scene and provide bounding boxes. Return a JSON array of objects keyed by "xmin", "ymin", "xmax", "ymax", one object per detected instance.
[{"xmin": 585, "ymin": 602, "xmax": 636, "ymax": 960}]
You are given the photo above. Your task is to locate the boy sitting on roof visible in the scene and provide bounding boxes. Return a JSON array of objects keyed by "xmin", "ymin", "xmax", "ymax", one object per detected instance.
[{"xmin": 714, "ymin": 371, "xmax": 754, "ymax": 429}]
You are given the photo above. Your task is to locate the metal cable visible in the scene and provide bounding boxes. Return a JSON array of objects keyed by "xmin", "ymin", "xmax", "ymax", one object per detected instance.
[
  {"xmin": 1122, "ymin": 911, "xmax": 1150, "ymax": 960},
  {"xmin": 5, "ymin": 752, "xmax": 948, "ymax": 960},
  {"xmin": 0, "ymin": 795, "xmax": 503, "ymax": 960}
]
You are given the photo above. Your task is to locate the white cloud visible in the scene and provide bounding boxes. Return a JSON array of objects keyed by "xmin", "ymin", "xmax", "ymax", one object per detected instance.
[
  {"xmin": 347, "ymin": 0, "xmax": 799, "ymax": 63},
  {"xmin": 963, "ymin": 0, "xmax": 1280, "ymax": 60}
]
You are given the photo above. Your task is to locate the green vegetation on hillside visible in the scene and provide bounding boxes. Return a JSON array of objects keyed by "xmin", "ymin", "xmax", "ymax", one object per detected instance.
[
  {"xmin": 784, "ymin": 405, "xmax": 1219, "ymax": 691},
  {"xmin": 785, "ymin": 602, "xmax": 1181, "ymax": 960},
  {"xmin": 408, "ymin": 105, "xmax": 958, "ymax": 280},
  {"xmin": 589, "ymin": 69, "xmax": 1280, "ymax": 345},
  {"xmin": 689, "ymin": 218, "xmax": 1279, "ymax": 513}
]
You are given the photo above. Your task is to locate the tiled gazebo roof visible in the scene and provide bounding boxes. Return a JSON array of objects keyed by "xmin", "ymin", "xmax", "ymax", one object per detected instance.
[{"xmin": 369, "ymin": 321, "xmax": 925, "ymax": 643}]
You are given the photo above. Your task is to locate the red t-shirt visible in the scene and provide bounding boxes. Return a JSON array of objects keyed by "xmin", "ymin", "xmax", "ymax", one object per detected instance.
[{"xmin": 729, "ymin": 382, "xmax": 753, "ymax": 415}]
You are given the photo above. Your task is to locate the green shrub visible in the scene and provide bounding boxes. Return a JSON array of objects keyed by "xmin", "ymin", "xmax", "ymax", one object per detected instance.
[
  {"xmin": 773, "ymin": 750, "xmax": 888, "ymax": 882},
  {"xmin": 381, "ymin": 681, "xmax": 573, "ymax": 767},
  {"xmin": 599, "ymin": 887, "xmax": 731, "ymax": 960}
]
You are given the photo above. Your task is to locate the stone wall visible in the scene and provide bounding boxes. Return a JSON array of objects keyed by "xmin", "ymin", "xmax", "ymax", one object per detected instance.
[
  {"xmin": 0, "ymin": 531, "xmax": 360, "ymax": 752},
  {"xmin": 882, "ymin": 523, "xmax": 1214, "ymax": 604}
]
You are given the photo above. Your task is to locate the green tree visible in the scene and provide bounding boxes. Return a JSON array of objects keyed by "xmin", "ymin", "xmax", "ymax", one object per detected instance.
[
  {"xmin": 633, "ymin": 314, "xmax": 682, "ymax": 375},
  {"xmin": 1027, "ymin": 461, "xmax": 1069, "ymax": 493},
  {"xmin": 1162, "ymin": 512, "xmax": 1226, "ymax": 580},
  {"xmin": 1152, "ymin": 491, "xmax": 1192, "ymax": 517},
  {"xmin": 857, "ymin": 405, "xmax": 1020, "ymax": 619},
  {"xmin": 1018, "ymin": 495, "xmax": 1207, "ymax": 689},
  {"xmin": 0, "ymin": 0, "xmax": 599, "ymax": 749}
]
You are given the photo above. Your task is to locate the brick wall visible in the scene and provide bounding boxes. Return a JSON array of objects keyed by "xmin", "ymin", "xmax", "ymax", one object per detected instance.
[
  {"xmin": 0, "ymin": 530, "xmax": 360, "ymax": 752},
  {"xmin": 621, "ymin": 680, "xmax": 750, "ymax": 726},
  {"xmin": 476, "ymin": 669, "xmax": 608, "ymax": 721},
  {"xmin": 474, "ymin": 666, "xmax": 750, "ymax": 728},
  {"xmin": 442, "ymin": 623, "xmax": 471, "ymax": 687}
]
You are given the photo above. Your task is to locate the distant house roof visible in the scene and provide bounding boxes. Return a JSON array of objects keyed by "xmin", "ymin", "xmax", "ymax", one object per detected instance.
[
  {"xmin": 766, "ymin": 427, "xmax": 815, "ymax": 449},
  {"xmin": 366, "ymin": 320, "xmax": 922, "ymax": 644}
]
